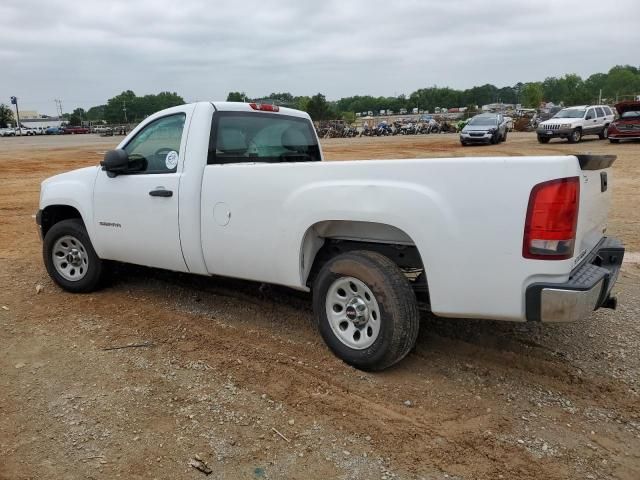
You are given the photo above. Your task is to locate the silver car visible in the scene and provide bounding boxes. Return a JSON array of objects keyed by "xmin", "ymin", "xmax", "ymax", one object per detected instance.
[{"xmin": 460, "ymin": 113, "xmax": 508, "ymax": 146}]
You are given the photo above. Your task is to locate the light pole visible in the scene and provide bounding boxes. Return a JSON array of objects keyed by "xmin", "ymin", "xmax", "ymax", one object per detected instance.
[{"xmin": 10, "ymin": 96, "xmax": 21, "ymax": 130}]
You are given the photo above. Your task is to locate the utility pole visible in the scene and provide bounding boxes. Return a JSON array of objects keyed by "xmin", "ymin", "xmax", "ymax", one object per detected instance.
[
  {"xmin": 54, "ymin": 99, "xmax": 63, "ymax": 117},
  {"xmin": 10, "ymin": 96, "xmax": 20, "ymax": 129},
  {"xmin": 122, "ymin": 100, "xmax": 128, "ymax": 123}
]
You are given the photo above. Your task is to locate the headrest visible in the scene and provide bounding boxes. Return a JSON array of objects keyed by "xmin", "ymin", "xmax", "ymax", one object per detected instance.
[
  {"xmin": 281, "ymin": 127, "xmax": 308, "ymax": 151},
  {"xmin": 218, "ymin": 128, "xmax": 247, "ymax": 152}
]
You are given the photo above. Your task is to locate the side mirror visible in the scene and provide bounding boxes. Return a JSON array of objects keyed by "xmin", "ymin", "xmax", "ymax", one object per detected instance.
[{"xmin": 100, "ymin": 149, "xmax": 129, "ymax": 176}]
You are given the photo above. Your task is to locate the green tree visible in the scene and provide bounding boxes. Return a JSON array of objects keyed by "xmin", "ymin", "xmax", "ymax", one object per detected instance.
[
  {"xmin": 68, "ymin": 108, "xmax": 86, "ymax": 126},
  {"xmin": 604, "ymin": 65, "xmax": 640, "ymax": 101},
  {"xmin": 521, "ymin": 83, "xmax": 544, "ymax": 108},
  {"xmin": 86, "ymin": 105, "xmax": 106, "ymax": 122},
  {"xmin": 0, "ymin": 103, "xmax": 14, "ymax": 128},
  {"xmin": 104, "ymin": 90, "xmax": 137, "ymax": 123},
  {"xmin": 226, "ymin": 91, "xmax": 248, "ymax": 102},
  {"xmin": 304, "ymin": 93, "xmax": 333, "ymax": 121},
  {"xmin": 341, "ymin": 111, "xmax": 356, "ymax": 124},
  {"xmin": 295, "ymin": 96, "xmax": 311, "ymax": 112},
  {"xmin": 102, "ymin": 90, "xmax": 185, "ymax": 123}
]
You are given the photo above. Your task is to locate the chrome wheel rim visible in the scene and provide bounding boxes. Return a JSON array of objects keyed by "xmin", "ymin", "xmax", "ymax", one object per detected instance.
[
  {"xmin": 52, "ymin": 235, "xmax": 89, "ymax": 281},
  {"xmin": 573, "ymin": 130, "xmax": 581, "ymax": 142},
  {"xmin": 325, "ymin": 276, "xmax": 381, "ymax": 350}
]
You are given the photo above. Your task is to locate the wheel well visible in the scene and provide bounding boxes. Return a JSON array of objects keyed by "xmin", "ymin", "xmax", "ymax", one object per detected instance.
[
  {"xmin": 301, "ymin": 220, "xmax": 429, "ymax": 307},
  {"xmin": 41, "ymin": 205, "xmax": 83, "ymax": 237}
]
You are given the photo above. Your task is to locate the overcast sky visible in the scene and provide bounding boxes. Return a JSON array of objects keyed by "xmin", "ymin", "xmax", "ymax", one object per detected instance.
[{"xmin": 1, "ymin": 0, "xmax": 638, "ymax": 115}]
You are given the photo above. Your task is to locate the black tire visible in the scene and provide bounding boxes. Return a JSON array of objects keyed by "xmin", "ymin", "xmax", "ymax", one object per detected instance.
[
  {"xmin": 537, "ymin": 136, "xmax": 550, "ymax": 144},
  {"xmin": 460, "ymin": 140, "xmax": 468, "ymax": 146},
  {"xmin": 43, "ymin": 219, "xmax": 103, "ymax": 293},
  {"xmin": 599, "ymin": 126, "xmax": 609, "ymax": 140},
  {"xmin": 609, "ymin": 138, "xmax": 620, "ymax": 144},
  {"xmin": 312, "ymin": 250, "xmax": 420, "ymax": 371},
  {"xmin": 568, "ymin": 128, "xmax": 582, "ymax": 143},
  {"xmin": 502, "ymin": 131, "xmax": 508, "ymax": 142}
]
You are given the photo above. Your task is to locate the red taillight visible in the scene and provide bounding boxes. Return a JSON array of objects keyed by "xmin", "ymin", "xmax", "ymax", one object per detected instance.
[
  {"xmin": 523, "ymin": 177, "xmax": 580, "ymax": 260},
  {"xmin": 249, "ymin": 103, "xmax": 279, "ymax": 112}
]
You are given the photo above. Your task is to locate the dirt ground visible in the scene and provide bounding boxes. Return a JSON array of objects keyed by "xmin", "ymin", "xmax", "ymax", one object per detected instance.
[{"xmin": 1, "ymin": 133, "xmax": 639, "ymax": 479}]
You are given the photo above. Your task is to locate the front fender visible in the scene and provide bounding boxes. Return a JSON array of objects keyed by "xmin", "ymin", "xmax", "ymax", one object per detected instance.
[{"xmin": 40, "ymin": 167, "xmax": 99, "ymax": 240}]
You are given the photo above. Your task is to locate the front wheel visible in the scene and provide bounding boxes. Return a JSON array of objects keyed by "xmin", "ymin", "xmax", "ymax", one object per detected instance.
[
  {"xmin": 537, "ymin": 136, "xmax": 550, "ymax": 144},
  {"xmin": 502, "ymin": 131, "xmax": 508, "ymax": 142},
  {"xmin": 568, "ymin": 128, "xmax": 582, "ymax": 143},
  {"xmin": 609, "ymin": 138, "xmax": 620, "ymax": 144},
  {"xmin": 312, "ymin": 251, "xmax": 420, "ymax": 371},
  {"xmin": 43, "ymin": 219, "xmax": 104, "ymax": 293}
]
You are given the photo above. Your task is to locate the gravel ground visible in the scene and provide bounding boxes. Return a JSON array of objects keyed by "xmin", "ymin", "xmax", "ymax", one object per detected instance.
[{"xmin": 1, "ymin": 133, "xmax": 639, "ymax": 479}]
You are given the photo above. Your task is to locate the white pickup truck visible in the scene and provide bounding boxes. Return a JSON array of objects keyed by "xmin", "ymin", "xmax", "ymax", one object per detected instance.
[{"xmin": 37, "ymin": 102, "xmax": 624, "ymax": 370}]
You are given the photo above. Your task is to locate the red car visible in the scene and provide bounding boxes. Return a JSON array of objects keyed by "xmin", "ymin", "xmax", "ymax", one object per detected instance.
[
  {"xmin": 61, "ymin": 125, "xmax": 90, "ymax": 134},
  {"xmin": 608, "ymin": 100, "xmax": 640, "ymax": 143}
]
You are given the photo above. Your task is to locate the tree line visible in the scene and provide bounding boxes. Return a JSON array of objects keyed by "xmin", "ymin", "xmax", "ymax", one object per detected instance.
[
  {"xmin": 229, "ymin": 65, "xmax": 640, "ymax": 120},
  {"xmin": 1, "ymin": 64, "xmax": 637, "ymax": 127}
]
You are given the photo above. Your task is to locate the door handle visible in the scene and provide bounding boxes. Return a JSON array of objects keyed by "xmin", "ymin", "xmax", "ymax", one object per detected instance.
[{"xmin": 149, "ymin": 188, "xmax": 173, "ymax": 197}]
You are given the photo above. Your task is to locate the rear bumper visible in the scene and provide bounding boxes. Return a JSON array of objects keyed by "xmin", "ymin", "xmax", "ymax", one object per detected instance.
[{"xmin": 525, "ymin": 237, "xmax": 624, "ymax": 322}]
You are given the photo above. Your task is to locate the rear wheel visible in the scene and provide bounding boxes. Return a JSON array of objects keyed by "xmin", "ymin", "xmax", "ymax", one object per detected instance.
[
  {"xmin": 568, "ymin": 128, "xmax": 582, "ymax": 143},
  {"xmin": 43, "ymin": 219, "xmax": 103, "ymax": 293},
  {"xmin": 537, "ymin": 136, "xmax": 550, "ymax": 144},
  {"xmin": 599, "ymin": 126, "xmax": 609, "ymax": 140},
  {"xmin": 312, "ymin": 251, "xmax": 419, "ymax": 371}
]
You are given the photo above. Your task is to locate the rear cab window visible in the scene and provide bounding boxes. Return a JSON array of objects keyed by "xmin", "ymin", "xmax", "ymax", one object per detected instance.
[
  {"xmin": 595, "ymin": 107, "xmax": 605, "ymax": 118},
  {"xmin": 208, "ymin": 112, "xmax": 321, "ymax": 165}
]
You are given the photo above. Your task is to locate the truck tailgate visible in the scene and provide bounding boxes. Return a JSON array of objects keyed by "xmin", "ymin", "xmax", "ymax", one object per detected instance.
[{"xmin": 574, "ymin": 155, "xmax": 616, "ymax": 262}]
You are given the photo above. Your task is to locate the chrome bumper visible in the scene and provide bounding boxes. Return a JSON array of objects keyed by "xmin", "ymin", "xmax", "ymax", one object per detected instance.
[{"xmin": 526, "ymin": 237, "xmax": 624, "ymax": 322}]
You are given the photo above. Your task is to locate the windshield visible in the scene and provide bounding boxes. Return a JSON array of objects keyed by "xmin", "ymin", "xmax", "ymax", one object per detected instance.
[
  {"xmin": 554, "ymin": 108, "xmax": 586, "ymax": 119},
  {"xmin": 621, "ymin": 110, "xmax": 640, "ymax": 119},
  {"xmin": 468, "ymin": 117, "xmax": 497, "ymax": 126}
]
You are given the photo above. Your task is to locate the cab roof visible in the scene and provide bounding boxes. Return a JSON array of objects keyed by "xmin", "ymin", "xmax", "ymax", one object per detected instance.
[{"xmin": 211, "ymin": 102, "xmax": 311, "ymax": 119}]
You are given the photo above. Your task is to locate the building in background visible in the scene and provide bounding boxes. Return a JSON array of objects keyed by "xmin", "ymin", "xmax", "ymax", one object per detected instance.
[{"xmin": 16, "ymin": 111, "xmax": 66, "ymax": 129}]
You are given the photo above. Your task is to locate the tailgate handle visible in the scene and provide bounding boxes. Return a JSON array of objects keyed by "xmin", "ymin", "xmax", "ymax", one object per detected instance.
[{"xmin": 600, "ymin": 172, "xmax": 608, "ymax": 192}]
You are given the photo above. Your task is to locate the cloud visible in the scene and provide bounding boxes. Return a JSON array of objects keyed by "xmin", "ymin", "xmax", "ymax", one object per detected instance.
[{"xmin": 1, "ymin": 0, "xmax": 638, "ymax": 114}]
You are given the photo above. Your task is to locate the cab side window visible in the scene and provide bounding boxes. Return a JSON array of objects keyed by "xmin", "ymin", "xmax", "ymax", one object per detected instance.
[
  {"xmin": 586, "ymin": 108, "xmax": 595, "ymax": 120},
  {"xmin": 595, "ymin": 107, "xmax": 604, "ymax": 118},
  {"xmin": 124, "ymin": 114, "xmax": 186, "ymax": 174}
]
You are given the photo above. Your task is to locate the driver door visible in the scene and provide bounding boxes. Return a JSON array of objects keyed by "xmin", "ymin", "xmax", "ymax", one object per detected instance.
[{"xmin": 92, "ymin": 111, "xmax": 189, "ymax": 272}]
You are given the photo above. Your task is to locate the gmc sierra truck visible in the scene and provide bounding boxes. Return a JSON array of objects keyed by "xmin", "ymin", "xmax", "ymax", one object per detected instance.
[{"xmin": 37, "ymin": 102, "xmax": 624, "ymax": 370}]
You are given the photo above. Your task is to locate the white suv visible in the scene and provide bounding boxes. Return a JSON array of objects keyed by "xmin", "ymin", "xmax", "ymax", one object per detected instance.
[{"xmin": 537, "ymin": 105, "xmax": 615, "ymax": 143}]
